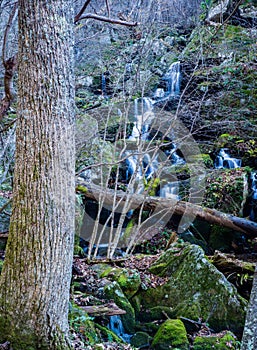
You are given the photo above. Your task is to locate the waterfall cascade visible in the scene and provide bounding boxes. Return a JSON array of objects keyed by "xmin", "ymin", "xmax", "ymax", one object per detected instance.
[
  {"xmin": 154, "ymin": 61, "xmax": 181, "ymax": 99},
  {"xmin": 159, "ymin": 181, "xmax": 180, "ymax": 200},
  {"xmin": 215, "ymin": 148, "xmax": 242, "ymax": 169},
  {"xmin": 108, "ymin": 315, "xmax": 132, "ymax": 343},
  {"xmin": 129, "ymin": 97, "xmax": 154, "ymax": 141}
]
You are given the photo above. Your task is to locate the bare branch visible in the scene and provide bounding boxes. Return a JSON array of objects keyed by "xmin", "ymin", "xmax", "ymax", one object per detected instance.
[
  {"xmin": 2, "ymin": 2, "xmax": 18, "ymax": 66},
  {"xmin": 75, "ymin": 12, "xmax": 137, "ymax": 26},
  {"xmin": 74, "ymin": 0, "xmax": 92, "ymax": 23},
  {"xmin": 105, "ymin": 0, "xmax": 110, "ymax": 17}
]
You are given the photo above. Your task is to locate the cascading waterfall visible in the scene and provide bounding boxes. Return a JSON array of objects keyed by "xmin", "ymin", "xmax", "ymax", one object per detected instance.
[
  {"xmin": 159, "ymin": 182, "xmax": 180, "ymax": 200},
  {"xmin": 108, "ymin": 315, "xmax": 132, "ymax": 343},
  {"xmin": 215, "ymin": 148, "xmax": 242, "ymax": 169},
  {"xmin": 154, "ymin": 61, "xmax": 181, "ymax": 99},
  {"xmin": 164, "ymin": 61, "xmax": 181, "ymax": 96},
  {"xmin": 82, "ymin": 61, "xmax": 184, "ymax": 256},
  {"xmin": 164, "ymin": 144, "xmax": 185, "ymax": 166},
  {"xmin": 129, "ymin": 97, "xmax": 154, "ymax": 141}
]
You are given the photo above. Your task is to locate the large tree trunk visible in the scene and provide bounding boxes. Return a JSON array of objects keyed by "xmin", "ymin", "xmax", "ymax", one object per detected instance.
[{"xmin": 0, "ymin": 1, "xmax": 75, "ymax": 349}]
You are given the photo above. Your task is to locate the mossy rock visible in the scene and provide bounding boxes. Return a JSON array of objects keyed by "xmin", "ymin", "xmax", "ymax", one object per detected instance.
[
  {"xmin": 151, "ymin": 319, "xmax": 189, "ymax": 350},
  {"xmin": 101, "ymin": 267, "xmax": 141, "ymax": 299},
  {"xmin": 138, "ymin": 306, "xmax": 175, "ymax": 323},
  {"xmin": 135, "ymin": 322, "xmax": 159, "ymax": 335},
  {"xmin": 190, "ymin": 153, "xmax": 213, "ymax": 168},
  {"xmin": 69, "ymin": 303, "xmax": 99, "ymax": 345},
  {"xmin": 94, "ymin": 323, "xmax": 122, "ymax": 344},
  {"xmin": 104, "ymin": 281, "xmax": 135, "ymax": 334},
  {"xmin": 130, "ymin": 331, "xmax": 151, "ymax": 348},
  {"xmin": 193, "ymin": 331, "xmax": 238, "ymax": 349},
  {"xmin": 135, "ymin": 243, "xmax": 247, "ymax": 335},
  {"xmin": 203, "ymin": 169, "xmax": 246, "ymax": 215}
]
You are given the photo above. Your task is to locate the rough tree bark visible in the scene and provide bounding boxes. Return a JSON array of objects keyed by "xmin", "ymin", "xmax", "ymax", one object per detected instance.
[{"xmin": 0, "ymin": 1, "xmax": 75, "ymax": 349}]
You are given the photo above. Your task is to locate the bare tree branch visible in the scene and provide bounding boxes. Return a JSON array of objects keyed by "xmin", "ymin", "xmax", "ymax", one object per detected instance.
[
  {"xmin": 74, "ymin": 0, "xmax": 92, "ymax": 23},
  {"xmin": 0, "ymin": 2, "xmax": 18, "ymax": 121},
  {"xmin": 105, "ymin": 0, "xmax": 110, "ymax": 17},
  {"xmin": 2, "ymin": 1, "xmax": 18, "ymax": 66},
  {"xmin": 75, "ymin": 12, "xmax": 137, "ymax": 26}
]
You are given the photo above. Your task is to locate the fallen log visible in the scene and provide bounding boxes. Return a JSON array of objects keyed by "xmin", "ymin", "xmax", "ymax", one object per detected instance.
[
  {"xmin": 76, "ymin": 181, "xmax": 257, "ymax": 237},
  {"xmin": 80, "ymin": 302, "xmax": 126, "ymax": 316}
]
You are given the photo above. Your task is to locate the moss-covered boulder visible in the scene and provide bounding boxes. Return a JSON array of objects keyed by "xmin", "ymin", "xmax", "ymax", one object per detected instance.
[
  {"xmin": 151, "ymin": 319, "xmax": 189, "ymax": 350},
  {"xmin": 193, "ymin": 331, "xmax": 237, "ymax": 349},
  {"xmin": 104, "ymin": 281, "xmax": 135, "ymax": 334},
  {"xmin": 130, "ymin": 331, "xmax": 151, "ymax": 348},
  {"xmin": 134, "ymin": 243, "xmax": 246, "ymax": 334},
  {"xmin": 101, "ymin": 267, "xmax": 141, "ymax": 299},
  {"xmin": 138, "ymin": 306, "xmax": 175, "ymax": 323}
]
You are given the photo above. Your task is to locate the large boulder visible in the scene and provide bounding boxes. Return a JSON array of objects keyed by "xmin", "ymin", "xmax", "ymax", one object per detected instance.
[
  {"xmin": 151, "ymin": 319, "xmax": 189, "ymax": 350},
  {"xmin": 101, "ymin": 266, "xmax": 141, "ymax": 299},
  {"xmin": 193, "ymin": 331, "xmax": 237, "ymax": 349},
  {"xmin": 133, "ymin": 243, "xmax": 246, "ymax": 335}
]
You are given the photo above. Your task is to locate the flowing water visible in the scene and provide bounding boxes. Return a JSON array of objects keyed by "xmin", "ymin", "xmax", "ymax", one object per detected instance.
[
  {"xmin": 154, "ymin": 61, "xmax": 181, "ymax": 99},
  {"xmin": 108, "ymin": 315, "xmax": 132, "ymax": 343},
  {"xmin": 215, "ymin": 148, "xmax": 242, "ymax": 169}
]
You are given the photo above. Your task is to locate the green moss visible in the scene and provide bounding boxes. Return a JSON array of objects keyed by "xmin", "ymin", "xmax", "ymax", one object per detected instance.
[
  {"xmin": 131, "ymin": 331, "xmax": 151, "ymax": 348},
  {"xmin": 76, "ymin": 185, "xmax": 88, "ymax": 194},
  {"xmin": 0, "ymin": 316, "xmax": 69, "ymax": 350},
  {"xmin": 190, "ymin": 154, "xmax": 213, "ymax": 168},
  {"xmin": 69, "ymin": 303, "xmax": 98, "ymax": 345},
  {"xmin": 136, "ymin": 243, "xmax": 247, "ymax": 334},
  {"xmin": 203, "ymin": 169, "xmax": 246, "ymax": 215},
  {"xmin": 151, "ymin": 319, "xmax": 189, "ymax": 350},
  {"xmin": 193, "ymin": 331, "xmax": 237, "ymax": 349},
  {"xmin": 139, "ymin": 306, "xmax": 175, "ymax": 322},
  {"xmin": 94, "ymin": 323, "xmax": 122, "ymax": 343},
  {"xmin": 144, "ymin": 177, "xmax": 160, "ymax": 196},
  {"xmin": 121, "ymin": 219, "xmax": 135, "ymax": 247},
  {"xmin": 73, "ymin": 245, "xmax": 84, "ymax": 256},
  {"xmin": 104, "ymin": 281, "xmax": 135, "ymax": 334}
]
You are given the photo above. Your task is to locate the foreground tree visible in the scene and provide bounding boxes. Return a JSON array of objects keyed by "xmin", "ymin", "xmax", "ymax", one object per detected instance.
[{"xmin": 0, "ymin": 1, "xmax": 75, "ymax": 349}]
